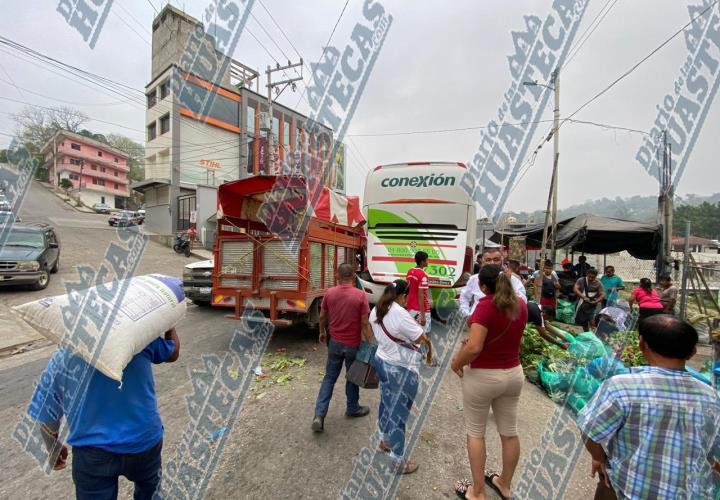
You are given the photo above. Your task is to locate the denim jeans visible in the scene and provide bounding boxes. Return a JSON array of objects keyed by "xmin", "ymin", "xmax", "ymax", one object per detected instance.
[
  {"xmin": 72, "ymin": 438, "xmax": 162, "ymax": 500},
  {"xmin": 314, "ymin": 338, "xmax": 360, "ymax": 417},
  {"xmin": 373, "ymin": 356, "xmax": 419, "ymax": 462}
]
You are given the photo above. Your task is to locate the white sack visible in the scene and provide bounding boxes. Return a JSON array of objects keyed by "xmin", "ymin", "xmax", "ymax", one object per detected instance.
[{"xmin": 13, "ymin": 274, "xmax": 186, "ymax": 381}]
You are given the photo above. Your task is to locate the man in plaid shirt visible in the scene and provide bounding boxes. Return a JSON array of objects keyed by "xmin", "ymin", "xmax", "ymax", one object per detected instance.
[{"xmin": 577, "ymin": 315, "xmax": 720, "ymax": 499}]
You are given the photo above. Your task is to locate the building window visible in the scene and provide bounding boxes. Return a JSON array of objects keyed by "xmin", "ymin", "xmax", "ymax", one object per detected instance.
[
  {"xmin": 97, "ymin": 151, "xmax": 102, "ymax": 157},
  {"xmin": 100, "ymin": 167, "xmax": 106, "ymax": 173},
  {"xmin": 114, "ymin": 171, "xmax": 118, "ymax": 176},
  {"xmin": 91, "ymin": 164, "xmax": 97, "ymax": 170},
  {"xmin": 147, "ymin": 92, "xmax": 156, "ymax": 108},
  {"xmin": 71, "ymin": 143, "xmax": 81, "ymax": 150},
  {"xmin": 114, "ymin": 157, "xmax": 118, "ymax": 163},
  {"xmin": 92, "ymin": 179, "xmax": 106, "ymax": 186},
  {"xmin": 283, "ymin": 118, "xmax": 290, "ymax": 147},
  {"xmin": 160, "ymin": 114, "xmax": 170, "ymax": 135},
  {"xmin": 114, "ymin": 183, "xmax": 119, "ymax": 189},
  {"xmin": 70, "ymin": 158, "xmax": 81, "ymax": 165},
  {"xmin": 247, "ymin": 103, "xmax": 256, "ymax": 135},
  {"xmin": 147, "ymin": 122, "xmax": 157, "ymax": 141},
  {"xmin": 160, "ymin": 80, "xmax": 169, "ymax": 99},
  {"xmin": 69, "ymin": 174, "xmax": 79, "ymax": 180}
]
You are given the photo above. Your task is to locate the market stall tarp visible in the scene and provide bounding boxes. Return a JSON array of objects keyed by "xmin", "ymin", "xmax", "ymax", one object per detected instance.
[{"xmin": 554, "ymin": 213, "xmax": 661, "ymax": 260}]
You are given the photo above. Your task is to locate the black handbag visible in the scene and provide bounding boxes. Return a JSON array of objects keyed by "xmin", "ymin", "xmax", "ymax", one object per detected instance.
[{"xmin": 346, "ymin": 341, "xmax": 379, "ymax": 389}]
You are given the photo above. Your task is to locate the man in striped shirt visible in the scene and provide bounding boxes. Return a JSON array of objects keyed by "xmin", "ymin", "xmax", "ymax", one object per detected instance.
[{"xmin": 577, "ymin": 315, "xmax": 720, "ymax": 499}]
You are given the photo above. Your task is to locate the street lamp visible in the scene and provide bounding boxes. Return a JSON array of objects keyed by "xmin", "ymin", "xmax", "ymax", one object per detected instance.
[{"xmin": 523, "ymin": 68, "xmax": 560, "ymax": 264}]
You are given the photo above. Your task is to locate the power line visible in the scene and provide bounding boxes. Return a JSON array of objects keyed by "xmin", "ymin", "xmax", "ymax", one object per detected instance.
[
  {"xmin": 257, "ymin": 0, "xmax": 304, "ymax": 60},
  {"xmin": 562, "ymin": 0, "xmax": 620, "ymax": 70},
  {"xmin": 111, "ymin": 9, "xmax": 151, "ymax": 45},
  {"xmin": 563, "ymin": 0, "xmax": 718, "ymax": 124},
  {"xmin": 146, "ymin": 0, "xmax": 158, "ymax": 15},
  {"xmin": 294, "ymin": 0, "xmax": 350, "ymax": 109},
  {"xmin": 116, "ymin": 3, "xmax": 152, "ymax": 36}
]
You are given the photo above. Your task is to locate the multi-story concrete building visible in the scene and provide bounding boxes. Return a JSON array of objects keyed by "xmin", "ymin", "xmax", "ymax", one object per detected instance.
[
  {"xmin": 133, "ymin": 5, "xmax": 341, "ymax": 244},
  {"xmin": 41, "ymin": 130, "xmax": 130, "ymax": 208}
]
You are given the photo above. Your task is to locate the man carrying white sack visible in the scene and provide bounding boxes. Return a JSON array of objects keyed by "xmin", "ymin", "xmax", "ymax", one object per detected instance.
[{"xmin": 26, "ymin": 327, "xmax": 180, "ymax": 500}]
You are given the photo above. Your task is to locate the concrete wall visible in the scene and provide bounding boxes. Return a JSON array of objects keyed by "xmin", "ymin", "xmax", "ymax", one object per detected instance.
[
  {"xmin": 146, "ymin": 204, "xmax": 172, "ymax": 235},
  {"xmin": 179, "ymin": 119, "xmax": 239, "ymax": 185},
  {"xmin": 150, "ymin": 6, "xmax": 231, "ymax": 88},
  {"xmin": 195, "ymin": 185, "xmax": 217, "ymax": 246}
]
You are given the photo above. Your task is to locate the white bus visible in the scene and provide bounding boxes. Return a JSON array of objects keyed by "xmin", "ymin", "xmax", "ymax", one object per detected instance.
[{"xmin": 358, "ymin": 162, "xmax": 476, "ymax": 308}]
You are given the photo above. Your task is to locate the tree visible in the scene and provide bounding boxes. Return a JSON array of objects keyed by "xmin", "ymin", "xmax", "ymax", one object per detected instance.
[
  {"xmin": 673, "ymin": 202, "xmax": 720, "ymax": 239},
  {"xmin": 11, "ymin": 105, "xmax": 89, "ymax": 152},
  {"xmin": 59, "ymin": 178, "xmax": 74, "ymax": 194},
  {"xmin": 0, "ymin": 149, "xmax": 7, "ymax": 163},
  {"xmin": 106, "ymin": 134, "xmax": 145, "ymax": 182},
  {"xmin": 78, "ymin": 129, "xmax": 109, "ymax": 145}
]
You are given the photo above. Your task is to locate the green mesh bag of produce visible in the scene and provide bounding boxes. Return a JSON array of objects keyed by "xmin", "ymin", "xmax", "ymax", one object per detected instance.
[
  {"xmin": 572, "ymin": 367, "xmax": 601, "ymax": 398},
  {"xmin": 568, "ymin": 332, "xmax": 607, "ymax": 361},
  {"xmin": 556, "ymin": 300, "xmax": 575, "ymax": 323},
  {"xmin": 565, "ymin": 392, "xmax": 587, "ymax": 413},
  {"xmin": 537, "ymin": 360, "xmax": 572, "ymax": 393}
]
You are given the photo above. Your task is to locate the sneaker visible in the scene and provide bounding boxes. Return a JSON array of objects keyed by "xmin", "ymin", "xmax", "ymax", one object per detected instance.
[
  {"xmin": 311, "ymin": 416, "xmax": 324, "ymax": 432},
  {"xmin": 346, "ymin": 406, "xmax": 370, "ymax": 418}
]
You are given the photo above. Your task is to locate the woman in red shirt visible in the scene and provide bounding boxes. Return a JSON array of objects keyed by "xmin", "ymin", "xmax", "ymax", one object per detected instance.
[
  {"xmin": 628, "ymin": 277, "xmax": 664, "ymax": 324},
  {"xmin": 451, "ymin": 264, "xmax": 528, "ymax": 500}
]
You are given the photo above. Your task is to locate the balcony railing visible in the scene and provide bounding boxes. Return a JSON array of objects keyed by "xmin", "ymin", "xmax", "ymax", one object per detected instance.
[
  {"xmin": 55, "ymin": 149, "xmax": 130, "ymax": 171},
  {"xmin": 55, "ymin": 163, "xmax": 130, "ymax": 185}
]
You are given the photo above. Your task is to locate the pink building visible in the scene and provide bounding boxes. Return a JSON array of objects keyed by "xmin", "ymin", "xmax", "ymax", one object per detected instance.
[{"xmin": 41, "ymin": 130, "xmax": 130, "ymax": 208}]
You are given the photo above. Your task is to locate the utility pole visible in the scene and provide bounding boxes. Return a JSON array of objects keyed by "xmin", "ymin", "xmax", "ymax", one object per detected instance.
[
  {"xmin": 679, "ymin": 220, "xmax": 691, "ymax": 320},
  {"xmin": 265, "ymin": 60, "xmax": 303, "ymax": 175},
  {"xmin": 550, "ymin": 68, "xmax": 560, "ymax": 264},
  {"xmin": 524, "ymin": 68, "xmax": 560, "ymax": 264},
  {"xmin": 656, "ymin": 130, "xmax": 674, "ymax": 280}
]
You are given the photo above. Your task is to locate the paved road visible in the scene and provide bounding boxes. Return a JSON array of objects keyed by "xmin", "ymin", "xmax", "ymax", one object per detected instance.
[{"xmin": 0, "ymin": 182, "xmax": 597, "ymax": 499}]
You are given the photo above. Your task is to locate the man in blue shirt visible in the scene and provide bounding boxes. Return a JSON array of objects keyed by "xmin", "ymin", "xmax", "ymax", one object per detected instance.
[
  {"xmin": 599, "ymin": 265, "xmax": 625, "ymax": 307},
  {"xmin": 28, "ymin": 328, "xmax": 180, "ymax": 500}
]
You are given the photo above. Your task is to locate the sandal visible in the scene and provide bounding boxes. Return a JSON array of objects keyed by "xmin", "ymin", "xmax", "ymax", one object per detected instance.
[
  {"xmin": 393, "ymin": 459, "xmax": 419, "ymax": 475},
  {"xmin": 484, "ymin": 470, "xmax": 511, "ymax": 500},
  {"xmin": 454, "ymin": 479, "xmax": 472, "ymax": 499},
  {"xmin": 378, "ymin": 440, "xmax": 391, "ymax": 453}
]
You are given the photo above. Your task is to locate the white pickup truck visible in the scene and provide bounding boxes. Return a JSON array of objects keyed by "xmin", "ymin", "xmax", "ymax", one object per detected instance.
[{"xmin": 182, "ymin": 259, "xmax": 213, "ymax": 306}]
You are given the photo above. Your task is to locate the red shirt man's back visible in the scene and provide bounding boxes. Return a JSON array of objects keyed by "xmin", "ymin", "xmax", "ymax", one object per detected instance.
[
  {"xmin": 321, "ymin": 284, "xmax": 370, "ymax": 348},
  {"xmin": 406, "ymin": 267, "xmax": 430, "ymax": 312}
]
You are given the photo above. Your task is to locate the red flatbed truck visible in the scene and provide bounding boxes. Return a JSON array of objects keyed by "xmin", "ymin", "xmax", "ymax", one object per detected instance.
[{"xmin": 211, "ymin": 175, "xmax": 365, "ymax": 326}]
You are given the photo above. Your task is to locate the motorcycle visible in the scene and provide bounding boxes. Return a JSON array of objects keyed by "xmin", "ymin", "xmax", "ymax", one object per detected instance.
[{"xmin": 173, "ymin": 232, "xmax": 192, "ymax": 257}]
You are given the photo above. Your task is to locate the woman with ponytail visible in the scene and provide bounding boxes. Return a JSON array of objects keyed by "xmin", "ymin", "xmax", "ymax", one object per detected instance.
[
  {"xmin": 628, "ymin": 277, "xmax": 664, "ymax": 324},
  {"xmin": 451, "ymin": 265, "xmax": 528, "ymax": 500},
  {"xmin": 369, "ymin": 279, "xmax": 430, "ymax": 474}
]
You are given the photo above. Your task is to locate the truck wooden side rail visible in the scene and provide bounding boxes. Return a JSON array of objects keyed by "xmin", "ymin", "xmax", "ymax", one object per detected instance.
[{"xmin": 211, "ymin": 175, "xmax": 365, "ymax": 326}]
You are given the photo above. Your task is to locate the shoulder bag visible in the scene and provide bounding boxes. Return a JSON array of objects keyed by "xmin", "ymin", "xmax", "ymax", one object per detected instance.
[{"xmin": 346, "ymin": 340, "xmax": 379, "ymax": 389}]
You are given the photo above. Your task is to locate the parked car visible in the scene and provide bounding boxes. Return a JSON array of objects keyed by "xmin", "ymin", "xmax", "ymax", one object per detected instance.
[
  {"xmin": 92, "ymin": 203, "xmax": 112, "ymax": 214},
  {"xmin": 108, "ymin": 210, "xmax": 140, "ymax": 227},
  {"xmin": 135, "ymin": 210, "xmax": 145, "ymax": 225},
  {"xmin": 0, "ymin": 223, "xmax": 60, "ymax": 290},
  {"xmin": 183, "ymin": 259, "xmax": 213, "ymax": 305},
  {"xmin": 0, "ymin": 209, "xmax": 21, "ymax": 223}
]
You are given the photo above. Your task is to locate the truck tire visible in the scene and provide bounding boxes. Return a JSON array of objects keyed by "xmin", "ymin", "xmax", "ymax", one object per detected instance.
[{"xmin": 305, "ymin": 298, "xmax": 321, "ymax": 329}]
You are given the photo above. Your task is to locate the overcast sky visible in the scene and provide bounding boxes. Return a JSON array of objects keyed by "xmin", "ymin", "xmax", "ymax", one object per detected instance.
[{"xmin": 1, "ymin": 0, "xmax": 717, "ymax": 213}]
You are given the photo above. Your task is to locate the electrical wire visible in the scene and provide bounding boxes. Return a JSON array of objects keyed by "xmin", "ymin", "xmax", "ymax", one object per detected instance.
[
  {"xmin": 562, "ymin": 0, "xmax": 719, "ymax": 125},
  {"xmin": 562, "ymin": 0, "xmax": 620, "ymax": 70}
]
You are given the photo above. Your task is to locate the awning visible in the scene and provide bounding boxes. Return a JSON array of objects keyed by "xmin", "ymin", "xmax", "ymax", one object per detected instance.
[
  {"xmin": 491, "ymin": 214, "xmax": 661, "ymax": 260},
  {"xmin": 554, "ymin": 213, "xmax": 661, "ymax": 260}
]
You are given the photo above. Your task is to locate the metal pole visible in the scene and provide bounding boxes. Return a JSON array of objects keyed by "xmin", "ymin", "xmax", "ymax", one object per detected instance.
[
  {"xmin": 550, "ymin": 68, "xmax": 560, "ymax": 264},
  {"xmin": 266, "ymin": 65, "xmax": 272, "ymax": 176},
  {"xmin": 679, "ymin": 221, "xmax": 691, "ymax": 320}
]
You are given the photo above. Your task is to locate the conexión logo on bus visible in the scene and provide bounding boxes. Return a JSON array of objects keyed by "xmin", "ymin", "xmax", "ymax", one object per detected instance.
[{"xmin": 379, "ymin": 174, "xmax": 456, "ymax": 188}]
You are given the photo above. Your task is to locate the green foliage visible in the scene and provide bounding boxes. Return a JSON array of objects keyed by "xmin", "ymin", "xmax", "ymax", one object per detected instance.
[
  {"xmin": 0, "ymin": 149, "xmax": 7, "ymax": 163},
  {"xmin": 673, "ymin": 201, "xmax": 720, "ymax": 240},
  {"xmin": 59, "ymin": 178, "xmax": 73, "ymax": 192}
]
